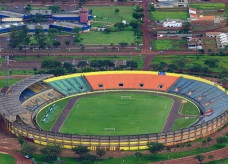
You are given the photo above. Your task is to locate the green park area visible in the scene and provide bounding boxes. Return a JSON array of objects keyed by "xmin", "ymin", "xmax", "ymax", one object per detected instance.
[
  {"xmin": 151, "ymin": 11, "xmax": 189, "ymax": 20},
  {"xmin": 90, "ymin": 6, "xmax": 135, "ymax": 24},
  {"xmin": 189, "ymin": 3, "xmax": 225, "ymax": 10},
  {"xmin": 80, "ymin": 31, "xmax": 136, "ymax": 45},
  {"xmin": 151, "ymin": 39, "xmax": 187, "ymax": 50},
  {"xmin": 0, "ymin": 153, "xmax": 15, "ymax": 164}
]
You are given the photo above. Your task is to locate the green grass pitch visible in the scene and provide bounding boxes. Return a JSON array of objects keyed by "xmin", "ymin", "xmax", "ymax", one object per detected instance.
[
  {"xmin": 0, "ymin": 153, "xmax": 15, "ymax": 164},
  {"xmin": 60, "ymin": 93, "xmax": 173, "ymax": 135}
]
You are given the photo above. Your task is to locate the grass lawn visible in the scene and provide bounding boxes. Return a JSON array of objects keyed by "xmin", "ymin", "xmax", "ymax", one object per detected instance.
[
  {"xmin": 172, "ymin": 118, "xmax": 198, "ymax": 131},
  {"xmin": 202, "ymin": 38, "xmax": 217, "ymax": 50},
  {"xmin": 0, "ymin": 153, "xmax": 15, "ymax": 164},
  {"xmin": 0, "ymin": 70, "xmax": 34, "ymax": 76},
  {"xmin": 151, "ymin": 11, "xmax": 189, "ymax": 20},
  {"xmin": 207, "ymin": 158, "xmax": 228, "ymax": 164},
  {"xmin": 152, "ymin": 55, "xmax": 228, "ymax": 73},
  {"xmin": 37, "ymin": 98, "xmax": 71, "ymax": 131},
  {"xmin": 60, "ymin": 93, "xmax": 173, "ymax": 135},
  {"xmin": 189, "ymin": 3, "xmax": 225, "ymax": 10},
  {"xmin": 80, "ymin": 31, "xmax": 136, "ymax": 45},
  {"xmin": 89, "ymin": 6, "xmax": 135, "ymax": 24},
  {"xmin": 180, "ymin": 101, "xmax": 200, "ymax": 116},
  {"xmin": 0, "ymin": 79, "xmax": 21, "ymax": 88},
  {"xmin": 151, "ymin": 39, "xmax": 187, "ymax": 50}
]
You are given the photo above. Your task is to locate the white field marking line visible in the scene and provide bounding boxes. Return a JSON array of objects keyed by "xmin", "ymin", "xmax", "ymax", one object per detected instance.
[
  {"xmin": 59, "ymin": 98, "xmax": 81, "ymax": 133},
  {"xmin": 136, "ymin": 127, "xmax": 139, "ymax": 133},
  {"xmin": 157, "ymin": 103, "xmax": 172, "ymax": 132}
]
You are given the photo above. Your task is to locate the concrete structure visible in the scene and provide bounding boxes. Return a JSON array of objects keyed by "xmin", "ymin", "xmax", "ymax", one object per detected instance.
[
  {"xmin": 163, "ymin": 20, "xmax": 182, "ymax": 27},
  {"xmin": 155, "ymin": 0, "xmax": 188, "ymax": 8},
  {"xmin": 187, "ymin": 37, "xmax": 202, "ymax": 50},
  {"xmin": 0, "ymin": 10, "xmax": 24, "ymax": 18},
  {"xmin": 27, "ymin": 24, "xmax": 50, "ymax": 32}
]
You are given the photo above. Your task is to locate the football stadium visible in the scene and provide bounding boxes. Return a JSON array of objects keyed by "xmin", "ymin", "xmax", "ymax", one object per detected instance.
[{"xmin": 0, "ymin": 71, "xmax": 227, "ymax": 151}]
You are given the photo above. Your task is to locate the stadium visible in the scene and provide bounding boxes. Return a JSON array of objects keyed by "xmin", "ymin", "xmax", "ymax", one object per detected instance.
[{"xmin": 0, "ymin": 71, "xmax": 227, "ymax": 151}]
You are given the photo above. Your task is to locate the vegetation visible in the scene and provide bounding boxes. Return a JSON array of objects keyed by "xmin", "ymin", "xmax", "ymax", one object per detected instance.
[
  {"xmin": 151, "ymin": 11, "xmax": 189, "ymax": 20},
  {"xmin": 151, "ymin": 39, "xmax": 187, "ymax": 50},
  {"xmin": 172, "ymin": 118, "xmax": 198, "ymax": 131},
  {"xmin": 180, "ymin": 101, "xmax": 200, "ymax": 116},
  {"xmin": 147, "ymin": 142, "xmax": 164, "ymax": 155},
  {"xmin": 40, "ymin": 144, "xmax": 62, "ymax": 161},
  {"xmin": 189, "ymin": 3, "xmax": 225, "ymax": 10},
  {"xmin": 59, "ymin": 93, "xmax": 173, "ymax": 135},
  {"xmin": 0, "ymin": 79, "xmax": 21, "ymax": 88},
  {"xmin": 21, "ymin": 142, "xmax": 37, "ymax": 158},
  {"xmin": 0, "ymin": 153, "xmax": 15, "ymax": 164},
  {"xmin": 80, "ymin": 31, "xmax": 137, "ymax": 45}
]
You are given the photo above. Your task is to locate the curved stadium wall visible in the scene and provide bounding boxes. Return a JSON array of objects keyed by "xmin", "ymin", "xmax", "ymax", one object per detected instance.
[{"xmin": 1, "ymin": 71, "xmax": 228, "ymax": 151}]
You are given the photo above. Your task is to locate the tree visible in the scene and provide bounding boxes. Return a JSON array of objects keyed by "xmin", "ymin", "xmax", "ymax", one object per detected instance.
[
  {"xmin": 182, "ymin": 22, "xmax": 191, "ymax": 34},
  {"xmin": 135, "ymin": 151, "xmax": 143, "ymax": 163},
  {"xmin": 114, "ymin": 8, "xmax": 120, "ymax": 14},
  {"xmin": 77, "ymin": 61, "xmax": 87, "ymax": 69},
  {"xmin": 34, "ymin": 26, "xmax": 47, "ymax": 49},
  {"xmin": 204, "ymin": 59, "xmax": 219, "ymax": 68},
  {"xmin": 216, "ymin": 137, "xmax": 227, "ymax": 144},
  {"xmin": 126, "ymin": 61, "xmax": 138, "ymax": 69},
  {"xmin": 96, "ymin": 149, "xmax": 106, "ymax": 159},
  {"xmin": 25, "ymin": 4, "xmax": 32, "ymax": 13},
  {"xmin": 48, "ymin": 5, "xmax": 60, "ymax": 13},
  {"xmin": 132, "ymin": 12, "xmax": 144, "ymax": 20},
  {"xmin": 33, "ymin": 68, "xmax": 37, "ymax": 75},
  {"xmin": 18, "ymin": 136, "xmax": 25, "ymax": 146},
  {"xmin": 114, "ymin": 22, "xmax": 125, "ymax": 31},
  {"xmin": 73, "ymin": 27, "xmax": 81, "ymax": 34},
  {"xmin": 80, "ymin": 153, "xmax": 97, "ymax": 161},
  {"xmin": 72, "ymin": 145, "xmax": 90, "ymax": 156},
  {"xmin": 65, "ymin": 40, "xmax": 70, "ymax": 46},
  {"xmin": 129, "ymin": 20, "xmax": 140, "ymax": 30},
  {"xmin": 147, "ymin": 142, "xmax": 164, "ymax": 155},
  {"xmin": 40, "ymin": 144, "xmax": 62, "ymax": 161},
  {"xmin": 41, "ymin": 60, "xmax": 62, "ymax": 69},
  {"xmin": 52, "ymin": 40, "xmax": 61, "ymax": 47},
  {"xmin": 63, "ymin": 62, "xmax": 75, "ymax": 73},
  {"xmin": 194, "ymin": 154, "xmax": 205, "ymax": 164},
  {"xmin": 21, "ymin": 142, "xmax": 37, "ymax": 157}
]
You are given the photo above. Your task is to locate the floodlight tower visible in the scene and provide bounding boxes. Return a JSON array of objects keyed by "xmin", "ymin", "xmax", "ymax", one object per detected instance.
[{"xmin": 5, "ymin": 56, "xmax": 10, "ymax": 87}]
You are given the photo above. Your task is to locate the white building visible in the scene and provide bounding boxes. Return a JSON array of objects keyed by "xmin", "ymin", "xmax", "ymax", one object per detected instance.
[
  {"xmin": 217, "ymin": 33, "xmax": 228, "ymax": 48},
  {"xmin": 163, "ymin": 21, "xmax": 182, "ymax": 27}
]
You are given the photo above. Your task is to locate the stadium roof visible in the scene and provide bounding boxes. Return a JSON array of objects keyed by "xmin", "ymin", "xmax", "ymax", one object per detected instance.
[
  {"xmin": 0, "ymin": 10, "xmax": 24, "ymax": 18},
  {"xmin": 0, "ymin": 22, "xmax": 25, "ymax": 29},
  {"xmin": 30, "ymin": 9, "xmax": 52, "ymax": 15},
  {"xmin": 51, "ymin": 22, "xmax": 83, "ymax": 28},
  {"xmin": 0, "ymin": 74, "xmax": 53, "ymax": 122},
  {"xmin": 1, "ymin": 17, "xmax": 23, "ymax": 22}
]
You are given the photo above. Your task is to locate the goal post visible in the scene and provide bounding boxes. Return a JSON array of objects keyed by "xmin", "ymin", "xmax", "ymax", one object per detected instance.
[
  {"xmin": 104, "ymin": 128, "xmax": 115, "ymax": 132},
  {"xmin": 121, "ymin": 96, "xmax": 132, "ymax": 100}
]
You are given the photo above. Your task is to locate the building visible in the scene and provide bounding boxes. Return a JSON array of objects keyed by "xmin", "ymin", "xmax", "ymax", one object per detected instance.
[
  {"xmin": 216, "ymin": 33, "xmax": 228, "ymax": 49},
  {"xmin": 79, "ymin": 8, "xmax": 89, "ymax": 23},
  {"xmin": 1, "ymin": 18, "xmax": 23, "ymax": 22},
  {"xmin": 27, "ymin": 24, "xmax": 50, "ymax": 32},
  {"xmin": 0, "ymin": 10, "xmax": 24, "ymax": 18},
  {"xmin": 206, "ymin": 32, "xmax": 222, "ymax": 38},
  {"xmin": 50, "ymin": 22, "xmax": 91, "ymax": 32},
  {"xmin": 0, "ymin": 22, "xmax": 26, "ymax": 34},
  {"xmin": 155, "ymin": 0, "xmax": 188, "ymax": 8},
  {"xmin": 30, "ymin": 9, "xmax": 52, "ymax": 17},
  {"xmin": 187, "ymin": 37, "xmax": 202, "ymax": 50},
  {"xmin": 163, "ymin": 20, "xmax": 182, "ymax": 27}
]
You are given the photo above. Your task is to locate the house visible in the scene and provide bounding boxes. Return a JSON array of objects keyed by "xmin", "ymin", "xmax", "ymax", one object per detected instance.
[
  {"xmin": 206, "ymin": 32, "xmax": 222, "ymax": 38},
  {"xmin": 216, "ymin": 33, "xmax": 228, "ymax": 49},
  {"xmin": 155, "ymin": 0, "xmax": 188, "ymax": 8},
  {"xmin": 187, "ymin": 37, "xmax": 202, "ymax": 50}
]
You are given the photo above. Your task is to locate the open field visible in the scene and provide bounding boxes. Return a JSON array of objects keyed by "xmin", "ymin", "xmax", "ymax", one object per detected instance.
[
  {"xmin": 151, "ymin": 39, "xmax": 187, "ymax": 50},
  {"xmin": 59, "ymin": 93, "xmax": 173, "ymax": 135},
  {"xmin": 89, "ymin": 6, "xmax": 135, "ymax": 24},
  {"xmin": 0, "ymin": 79, "xmax": 21, "ymax": 88},
  {"xmin": 0, "ymin": 70, "xmax": 34, "ymax": 76},
  {"xmin": 151, "ymin": 11, "xmax": 189, "ymax": 20},
  {"xmin": 37, "ymin": 98, "xmax": 71, "ymax": 131},
  {"xmin": 172, "ymin": 118, "xmax": 198, "ymax": 131},
  {"xmin": 202, "ymin": 38, "xmax": 217, "ymax": 51},
  {"xmin": 152, "ymin": 55, "xmax": 228, "ymax": 73},
  {"xmin": 80, "ymin": 31, "xmax": 136, "ymax": 45},
  {"xmin": 180, "ymin": 101, "xmax": 200, "ymax": 116},
  {"xmin": 207, "ymin": 158, "xmax": 228, "ymax": 164},
  {"xmin": 189, "ymin": 3, "xmax": 225, "ymax": 10},
  {"xmin": 0, "ymin": 153, "xmax": 15, "ymax": 164}
]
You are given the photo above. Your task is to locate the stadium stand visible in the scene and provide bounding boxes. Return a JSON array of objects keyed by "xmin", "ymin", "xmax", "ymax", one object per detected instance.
[
  {"xmin": 85, "ymin": 73, "xmax": 179, "ymax": 91},
  {"xmin": 47, "ymin": 76, "xmax": 91, "ymax": 95},
  {"xmin": 168, "ymin": 77, "xmax": 228, "ymax": 122}
]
